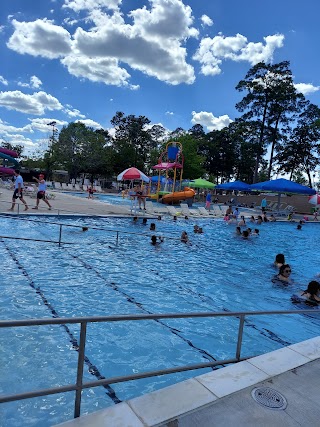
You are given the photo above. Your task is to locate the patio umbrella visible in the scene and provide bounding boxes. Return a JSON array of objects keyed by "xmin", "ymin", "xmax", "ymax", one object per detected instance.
[
  {"xmin": 308, "ymin": 194, "xmax": 320, "ymax": 206},
  {"xmin": 250, "ymin": 178, "xmax": 316, "ymax": 211},
  {"xmin": 187, "ymin": 178, "xmax": 215, "ymax": 189},
  {"xmin": 117, "ymin": 167, "xmax": 149, "ymax": 182},
  {"xmin": 215, "ymin": 180, "xmax": 251, "ymax": 191}
]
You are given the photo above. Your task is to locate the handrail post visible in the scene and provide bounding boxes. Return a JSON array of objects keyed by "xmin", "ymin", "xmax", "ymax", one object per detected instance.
[
  {"xmin": 18, "ymin": 204, "xmax": 20, "ymax": 215},
  {"xmin": 116, "ymin": 231, "xmax": 119, "ymax": 245},
  {"xmin": 235, "ymin": 314, "xmax": 245, "ymax": 361},
  {"xmin": 74, "ymin": 321, "xmax": 87, "ymax": 418},
  {"xmin": 58, "ymin": 225, "xmax": 62, "ymax": 247}
]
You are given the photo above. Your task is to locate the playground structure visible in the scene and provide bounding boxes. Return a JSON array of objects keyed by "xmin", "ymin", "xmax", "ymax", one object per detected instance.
[
  {"xmin": 150, "ymin": 141, "xmax": 195, "ymax": 204},
  {"xmin": 0, "ymin": 147, "xmax": 19, "ymax": 176}
]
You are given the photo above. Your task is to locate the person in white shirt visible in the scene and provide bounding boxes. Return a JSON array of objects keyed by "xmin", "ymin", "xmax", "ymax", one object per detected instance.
[
  {"xmin": 32, "ymin": 173, "xmax": 52, "ymax": 210},
  {"xmin": 9, "ymin": 170, "xmax": 28, "ymax": 211}
]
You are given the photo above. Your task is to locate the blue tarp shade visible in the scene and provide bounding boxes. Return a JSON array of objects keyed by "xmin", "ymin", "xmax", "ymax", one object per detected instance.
[
  {"xmin": 216, "ymin": 180, "xmax": 251, "ymax": 191},
  {"xmin": 151, "ymin": 176, "xmax": 166, "ymax": 183},
  {"xmin": 250, "ymin": 178, "xmax": 316, "ymax": 195}
]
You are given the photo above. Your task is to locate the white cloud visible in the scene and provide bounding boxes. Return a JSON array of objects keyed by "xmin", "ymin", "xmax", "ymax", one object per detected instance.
[
  {"xmin": 200, "ymin": 15, "xmax": 213, "ymax": 27},
  {"xmin": 7, "ymin": 19, "xmax": 72, "ymax": 58},
  {"xmin": 64, "ymin": 107, "xmax": 86, "ymax": 118},
  {"xmin": 27, "ymin": 118, "xmax": 68, "ymax": 132},
  {"xmin": 294, "ymin": 83, "xmax": 320, "ymax": 95},
  {"xmin": 0, "ymin": 90, "xmax": 63, "ymax": 115},
  {"xmin": 63, "ymin": 0, "xmax": 121, "ymax": 12},
  {"xmin": 194, "ymin": 33, "xmax": 284, "ymax": 76},
  {"xmin": 191, "ymin": 111, "xmax": 233, "ymax": 131},
  {"xmin": 165, "ymin": 111, "xmax": 174, "ymax": 115},
  {"xmin": 17, "ymin": 75, "xmax": 43, "ymax": 89},
  {"xmin": 7, "ymin": 1, "xmax": 197, "ymax": 87},
  {"xmin": 75, "ymin": 118, "xmax": 102, "ymax": 129},
  {"xmin": 0, "ymin": 76, "xmax": 8, "ymax": 86}
]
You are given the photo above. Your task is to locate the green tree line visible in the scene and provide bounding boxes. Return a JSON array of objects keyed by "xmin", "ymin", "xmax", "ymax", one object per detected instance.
[{"xmin": 4, "ymin": 61, "xmax": 320, "ymax": 186}]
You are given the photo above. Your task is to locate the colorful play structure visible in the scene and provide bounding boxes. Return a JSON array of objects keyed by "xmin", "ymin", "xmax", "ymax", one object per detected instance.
[
  {"xmin": 0, "ymin": 147, "xmax": 19, "ymax": 176},
  {"xmin": 150, "ymin": 141, "xmax": 195, "ymax": 204}
]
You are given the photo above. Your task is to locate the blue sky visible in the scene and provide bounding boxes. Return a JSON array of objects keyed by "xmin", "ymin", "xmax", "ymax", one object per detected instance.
[{"xmin": 1, "ymin": 0, "xmax": 320, "ymax": 156}]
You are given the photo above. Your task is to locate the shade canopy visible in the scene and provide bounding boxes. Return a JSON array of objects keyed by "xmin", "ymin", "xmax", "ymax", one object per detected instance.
[
  {"xmin": 117, "ymin": 167, "xmax": 149, "ymax": 182},
  {"xmin": 150, "ymin": 175, "xmax": 166, "ymax": 183},
  {"xmin": 216, "ymin": 180, "xmax": 251, "ymax": 192},
  {"xmin": 187, "ymin": 178, "xmax": 215, "ymax": 189},
  {"xmin": 250, "ymin": 178, "xmax": 316, "ymax": 195}
]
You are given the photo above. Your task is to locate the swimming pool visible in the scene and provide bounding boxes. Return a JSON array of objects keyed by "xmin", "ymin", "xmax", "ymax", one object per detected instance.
[{"xmin": 1, "ymin": 215, "xmax": 320, "ymax": 426}]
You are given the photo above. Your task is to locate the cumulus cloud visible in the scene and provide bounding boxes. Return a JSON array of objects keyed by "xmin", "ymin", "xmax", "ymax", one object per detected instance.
[
  {"xmin": 191, "ymin": 111, "xmax": 233, "ymax": 131},
  {"xmin": 0, "ymin": 76, "xmax": 8, "ymax": 85},
  {"xmin": 75, "ymin": 118, "xmax": 102, "ymax": 129},
  {"xmin": 27, "ymin": 118, "xmax": 68, "ymax": 132},
  {"xmin": 194, "ymin": 33, "xmax": 284, "ymax": 76},
  {"xmin": 64, "ymin": 107, "xmax": 86, "ymax": 118},
  {"xmin": 7, "ymin": 19, "xmax": 72, "ymax": 58},
  {"xmin": 200, "ymin": 15, "xmax": 213, "ymax": 27},
  {"xmin": 294, "ymin": 83, "xmax": 320, "ymax": 95},
  {"xmin": 18, "ymin": 75, "xmax": 42, "ymax": 89},
  {"xmin": 166, "ymin": 111, "xmax": 174, "ymax": 115},
  {"xmin": 63, "ymin": 0, "xmax": 121, "ymax": 12},
  {"xmin": 7, "ymin": 0, "xmax": 197, "ymax": 87},
  {"xmin": 0, "ymin": 90, "xmax": 63, "ymax": 115}
]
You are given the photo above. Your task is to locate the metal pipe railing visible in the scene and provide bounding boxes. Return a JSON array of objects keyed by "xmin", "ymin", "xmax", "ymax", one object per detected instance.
[{"xmin": 0, "ymin": 309, "xmax": 318, "ymax": 418}]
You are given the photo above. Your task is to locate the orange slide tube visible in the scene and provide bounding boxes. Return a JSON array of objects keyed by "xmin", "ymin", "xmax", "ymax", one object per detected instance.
[{"xmin": 161, "ymin": 187, "xmax": 196, "ymax": 204}]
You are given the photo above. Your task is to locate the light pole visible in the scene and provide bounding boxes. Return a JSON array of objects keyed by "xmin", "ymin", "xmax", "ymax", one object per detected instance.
[{"xmin": 47, "ymin": 121, "xmax": 57, "ymax": 147}]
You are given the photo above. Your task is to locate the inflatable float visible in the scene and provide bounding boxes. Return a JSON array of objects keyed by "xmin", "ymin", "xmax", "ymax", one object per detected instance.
[
  {"xmin": 0, "ymin": 147, "xmax": 19, "ymax": 175},
  {"xmin": 161, "ymin": 187, "xmax": 196, "ymax": 204}
]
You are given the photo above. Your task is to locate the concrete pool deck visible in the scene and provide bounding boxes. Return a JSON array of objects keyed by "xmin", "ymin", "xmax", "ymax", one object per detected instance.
[{"xmin": 55, "ymin": 336, "xmax": 320, "ymax": 427}]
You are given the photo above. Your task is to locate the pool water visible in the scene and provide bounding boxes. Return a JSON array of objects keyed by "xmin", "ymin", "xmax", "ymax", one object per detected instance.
[{"xmin": 1, "ymin": 215, "xmax": 320, "ymax": 426}]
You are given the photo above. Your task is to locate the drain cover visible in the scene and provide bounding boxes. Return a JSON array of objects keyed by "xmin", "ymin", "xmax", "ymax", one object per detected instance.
[{"xmin": 251, "ymin": 387, "xmax": 287, "ymax": 410}]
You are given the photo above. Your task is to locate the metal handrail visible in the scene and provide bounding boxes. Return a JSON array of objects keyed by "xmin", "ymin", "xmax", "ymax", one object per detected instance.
[{"xmin": 0, "ymin": 309, "xmax": 318, "ymax": 419}]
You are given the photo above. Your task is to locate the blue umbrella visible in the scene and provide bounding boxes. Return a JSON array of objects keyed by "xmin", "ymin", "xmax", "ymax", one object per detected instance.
[
  {"xmin": 216, "ymin": 180, "xmax": 251, "ymax": 191},
  {"xmin": 250, "ymin": 178, "xmax": 316, "ymax": 212}
]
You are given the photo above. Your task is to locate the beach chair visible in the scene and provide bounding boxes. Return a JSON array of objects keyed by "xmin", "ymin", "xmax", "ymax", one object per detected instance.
[
  {"xmin": 166, "ymin": 205, "xmax": 181, "ymax": 217},
  {"xmin": 212, "ymin": 205, "xmax": 223, "ymax": 217},
  {"xmin": 83, "ymin": 184, "xmax": 88, "ymax": 191},
  {"xmin": 74, "ymin": 184, "xmax": 81, "ymax": 191},
  {"xmin": 61, "ymin": 183, "xmax": 69, "ymax": 190},
  {"xmin": 145, "ymin": 201, "xmax": 162, "ymax": 215},
  {"xmin": 54, "ymin": 182, "xmax": 61, "ymax": 190},
  {"xmin": 180, "ymin": 203, "xmax": 200, "ymax": 217},
  {"xmin": 198, "ymin": 207, "xmax": 214, "ymax": 217},
  {"xmin": 219, "ymin": 205, "xmax": 229, "ymax": 216}
]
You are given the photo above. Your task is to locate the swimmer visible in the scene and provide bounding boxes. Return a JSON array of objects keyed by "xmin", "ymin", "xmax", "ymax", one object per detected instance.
[
  {"xmin": 173, "ymin": 216, "xmax": 177, "ymax": 221},
  {"xmin": 256, "ymin": 215, "xmax": 263, "ymax": 225},
  {"xmin": 133, "ymin": 216, "xmax": 138, "ymax": 223},
  {"xmin": 82, "ymin": 227, "xmax": 88, "ymax": 232},
  {"xmin": 252, "ymin": 228, "xmax": 259, "ymax": 235},
  {"xmin": 142, "ymin": 218, "xmax": 147, "ymax": 225},
  {"xmin": 157, "ymin": 215, "xmax": 162, "ymax": 221},
  {"xmin": 274, "ymin": 253, "xmax": 285, "ymax": 268},
  {"xmin": 242, "ymin": 230, "xmax": 249, "ymax": 239},
  {"xmin": 269, "ymin": 214, "xmax": 276, "ymax": 222},
  {"xmin": 224, "ymin": 214, "xmax": 230, "ymax": 221},
  {"xmin": 297, "ymin": 224, "xmax": 302, "ymax": 230},
  {"xmin": 193, "ymin": 225, "xmax": 199, "ymax": 233},
  {"xmin": 235, "ymin": 226, "xmax": 241, "ymax": 235},
  {"xmin": 151, "ymin": 235, "xmax": 164, "ymax": 245},
  {"xmin": 250, "ymin": 215, "xmax": 255, "ymax": 223},
  {"xmin": 247, "ymin": 227, "xmax": 252, "ymax": 235},
  {"xmin": 300, "ymin": 281, "xmax": 320, "ymax": 302},
  {"xmin": 180, "ymin": 231, "xmax": 189, "ymax": 243},
  {"xmin": 275, "ymin": 264, "xmax": 292, "ymax": 283},
  {"xmin": 262, "ymin": 212, "xmax": 269, "ymax": 222},
  {"xmin": 238, "ymin": 215, "xmax": 246, "ymax": 226},
  {"xmin": 198, "ymin": 227, "xmax": 203, "ymax": 234},
  {"xmin": 150, "ymin": 223, "xmax": 156, "ymax": 231}
]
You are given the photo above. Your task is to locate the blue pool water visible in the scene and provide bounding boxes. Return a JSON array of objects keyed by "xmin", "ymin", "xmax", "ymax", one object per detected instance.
[{"xmin": 1, "ymin": 215, "xmax": 320, "ymax": 426}]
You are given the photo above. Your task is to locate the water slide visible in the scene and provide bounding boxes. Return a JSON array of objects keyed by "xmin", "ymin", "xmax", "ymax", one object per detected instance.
[
  {"xmin": 0, "ymin": 147, "xmax": 19, "ymax": 175},
  {"xmin": 161, "ymin": 187, "xmax": 196, "ymax": 204}
]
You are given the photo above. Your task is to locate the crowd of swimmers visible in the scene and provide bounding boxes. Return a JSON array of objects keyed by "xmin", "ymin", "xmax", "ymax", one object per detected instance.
[{"xmin": 272, "ymin": 253, "xmax": 320, "ymax": 307}]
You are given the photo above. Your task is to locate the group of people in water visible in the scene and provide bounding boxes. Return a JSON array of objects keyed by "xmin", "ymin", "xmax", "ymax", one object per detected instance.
[{"xmin": 272, "ymin": 253, "xmax": 320, "ymax": 306}]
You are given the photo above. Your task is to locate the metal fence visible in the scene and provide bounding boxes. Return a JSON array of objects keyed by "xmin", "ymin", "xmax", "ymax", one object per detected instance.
[{"xmin": 0, "ymin": 309, "xmax": 318, "ymax": 419}]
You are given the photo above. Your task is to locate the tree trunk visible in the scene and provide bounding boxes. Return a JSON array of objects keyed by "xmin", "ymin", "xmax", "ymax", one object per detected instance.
[{"xmin": 267, "ymin": 114, "xmax": 281, "ymax": 180}]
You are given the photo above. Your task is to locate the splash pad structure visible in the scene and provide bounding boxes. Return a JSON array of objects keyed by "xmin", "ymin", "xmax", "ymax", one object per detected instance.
[{"xmin": 150, "ymin": 141, "xmax": 195, "ymax": 204}]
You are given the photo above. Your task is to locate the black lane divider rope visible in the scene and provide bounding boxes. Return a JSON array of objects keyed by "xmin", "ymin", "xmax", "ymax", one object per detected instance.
[
  {"xmin": 222, "ymin": 308, "xmax": 292, "ymax": 346},
  {"xmin": 149, "ymin": 267, "xmax": 292, "ymax": 347},
  {"xmin": 1, "ymin": 240, "xmax": 121, "ymax": 404},
  {"xmin": 66, "ymin": 250, "xmax": 219, "ymax": 366}
]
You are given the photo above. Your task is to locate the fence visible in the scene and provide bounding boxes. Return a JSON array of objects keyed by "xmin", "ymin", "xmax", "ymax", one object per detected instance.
[{"xmin": 0, "ymin": 309, "xmax": 318, "ymax": 419}]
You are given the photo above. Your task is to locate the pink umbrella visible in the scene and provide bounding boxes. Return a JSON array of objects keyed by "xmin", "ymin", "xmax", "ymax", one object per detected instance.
[
  {"xmin": 308, "ymin": 194, "xmax": 320, "ymax": 206},
  {"xmin": 117, "ymin": 167, "xmax": 149, "ymax": 182}
]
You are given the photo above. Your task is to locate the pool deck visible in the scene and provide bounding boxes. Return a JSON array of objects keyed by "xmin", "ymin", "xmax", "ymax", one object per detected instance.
[{"xmin": 55, "ymin": 336, "xmax": 320, "ymax": 427}]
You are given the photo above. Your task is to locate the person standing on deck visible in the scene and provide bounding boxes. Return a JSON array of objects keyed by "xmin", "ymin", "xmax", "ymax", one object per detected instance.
[
  {"xmin": 32, "ymin": 173, "xmax": 52, "ymax": 210},
  {"xmin": 8, "ymin": 170, "xmax": 28, "ymax": 211},
  {"xmin": 205, "ymin": 191, "xmax": 212, "ymax": 212}
]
